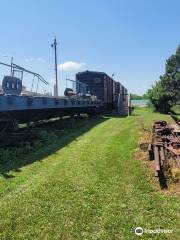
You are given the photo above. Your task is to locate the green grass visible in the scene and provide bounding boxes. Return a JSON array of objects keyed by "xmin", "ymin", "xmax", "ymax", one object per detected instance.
[
  {"xmin": 0, "ymin": 108, "xmax": 179, "ymax": 239},
  {"xmin": 171, "ymin": 105, "xmax": 180, "ymax": 115}
]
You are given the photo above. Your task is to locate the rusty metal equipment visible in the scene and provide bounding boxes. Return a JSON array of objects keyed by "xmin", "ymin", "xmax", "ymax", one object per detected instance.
[
  {"xmin": 148, "ymin": 120, "xmax": 180, "ymax": 186},
  {"xmin": 171, "ymin": 114, "xmax": 180, "ymax": 127}
]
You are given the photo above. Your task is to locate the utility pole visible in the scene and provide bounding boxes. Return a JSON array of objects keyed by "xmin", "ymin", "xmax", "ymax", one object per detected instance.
[{"xmin": 51, "ymin": 37, "xmax": 58, "ymax": 97}]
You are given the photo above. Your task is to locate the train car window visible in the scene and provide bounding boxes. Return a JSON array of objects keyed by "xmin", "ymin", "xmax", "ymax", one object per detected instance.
[
  {"xmin": 6, "ymin": 82, "xmax": 10, "ymax": 88},
  {"xmin": 11, "ymin": 82, "xmax": 15, "ymax": 89}
]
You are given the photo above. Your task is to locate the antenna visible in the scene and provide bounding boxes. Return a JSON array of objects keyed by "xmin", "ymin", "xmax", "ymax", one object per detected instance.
[{"xmin": 51, "ymin": 37, "xmax": 58, "ymax": 97}]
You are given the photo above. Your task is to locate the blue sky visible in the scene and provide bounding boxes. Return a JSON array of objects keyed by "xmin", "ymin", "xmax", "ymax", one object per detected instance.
[{"xmin": 0, "ymin": 0, "xmax": 180, "ymax": 95}]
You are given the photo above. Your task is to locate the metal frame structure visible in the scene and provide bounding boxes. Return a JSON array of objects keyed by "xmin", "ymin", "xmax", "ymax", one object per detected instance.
[{"xmin": 0, "ymin": 61, "xmax": 48, "ymax": 94}]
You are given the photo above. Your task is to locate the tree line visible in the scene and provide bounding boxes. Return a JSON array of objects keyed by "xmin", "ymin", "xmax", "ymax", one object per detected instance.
[
  {"xmin": 130, "ymin": 93, "xmax": 148, "ymax": 100},
  {"xmin": 146, "ymin": 45, "xmax": 180, "ymax": 113}
]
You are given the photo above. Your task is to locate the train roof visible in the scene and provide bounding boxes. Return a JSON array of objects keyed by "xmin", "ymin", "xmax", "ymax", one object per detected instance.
[{"xmin": 76, "ymin": 70, "xmax": 110, "ymax": 77}]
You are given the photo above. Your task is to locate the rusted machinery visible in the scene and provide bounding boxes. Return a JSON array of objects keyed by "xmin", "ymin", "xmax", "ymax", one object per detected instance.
[
  {"xmin": 148, "ymin": 120, "xmax": 180, "ymax": 186},
  {"xmin": 171, "ymin": 114, "xmax": 180, "ymax": 127}
]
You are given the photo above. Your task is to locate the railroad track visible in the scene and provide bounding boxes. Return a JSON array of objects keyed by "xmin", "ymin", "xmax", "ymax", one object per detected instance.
[
  {"xmin": 0, "ymin": 130, "xmax": 41, "ymax": 148},
  {"xmin": 0, "ymin": 116, "xmax": 88, "ymax": 148}
]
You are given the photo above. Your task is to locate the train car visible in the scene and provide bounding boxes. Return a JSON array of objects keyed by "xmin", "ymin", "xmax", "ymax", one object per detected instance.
[
  {"xmin": 0, "ymin": 63, "xmax": 103, "ymax": 132},
  {"xmin": 76, "ymin": 71, "xmax": 115, "ymax": 109},
  {"xmin": 76, "ymin": 71, "xmax": 128, "ymax": 110}
]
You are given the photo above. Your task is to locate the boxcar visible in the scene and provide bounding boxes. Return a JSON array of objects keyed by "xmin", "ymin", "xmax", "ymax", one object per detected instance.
[
  {"xmin": 76, "ymin": 71, "xmax": 114, "ymax": 108},
  {"xmin": 76, "ymin": 70, "xmax": 128, "ymax": 110}
]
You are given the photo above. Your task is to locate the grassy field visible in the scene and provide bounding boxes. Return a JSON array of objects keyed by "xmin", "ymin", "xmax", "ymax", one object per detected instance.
[
  {"xmin": 171, "ymin": 105, "xmax": 180, "ymax": 115},
  {"xmin": 0, "ymin": 108, "xmax": 179, "ymax": 240}
]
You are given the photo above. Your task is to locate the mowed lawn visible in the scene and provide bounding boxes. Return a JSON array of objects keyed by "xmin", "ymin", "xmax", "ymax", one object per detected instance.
[{"xmin": 0, "ymin": 108, "xmax": 179, "ymax": 240}]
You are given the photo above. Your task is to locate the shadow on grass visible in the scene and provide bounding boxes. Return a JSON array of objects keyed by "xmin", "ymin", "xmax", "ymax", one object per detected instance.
[
  {"xmin": 104, "ymin": 111, "xmax": 128, "ymax": 118},
  {"xmin": 105, "ymin": 115, "xmax": 128, "ymax": 119},
  {"xmin": 158, "ymin": 170, "xmax": 168, "ymax": 189},
  {"xmin": 0, "ymin": 116, "xmax": 109, "ymax": 178}
]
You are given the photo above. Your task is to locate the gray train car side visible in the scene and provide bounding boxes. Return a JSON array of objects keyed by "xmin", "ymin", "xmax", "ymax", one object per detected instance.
[{"xmin": 0, "ymin": 95, "xmax": 102, "ymax": 123}]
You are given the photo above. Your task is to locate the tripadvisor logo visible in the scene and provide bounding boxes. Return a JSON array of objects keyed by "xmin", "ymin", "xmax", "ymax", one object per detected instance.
[
  {"xmin": 135, "ymin": 227, "xmax": 144, "ymax": 236},
  {"xmin": 134, "ymin": 227, "xmax": 173, "ymax": 236}
]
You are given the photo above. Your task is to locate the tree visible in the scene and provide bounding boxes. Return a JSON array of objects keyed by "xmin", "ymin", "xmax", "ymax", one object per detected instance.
[{"xmin": 147, "ymin": 45, "xmax": 180, "ymax": 113}]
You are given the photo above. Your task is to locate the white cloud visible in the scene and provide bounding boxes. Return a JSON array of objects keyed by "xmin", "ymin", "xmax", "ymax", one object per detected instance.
[
  {"xmin": 58, "ymin": 61, "xmax": 87, "ymax": 71},
  {"xmin": 25, "ymin": 57, "xmax": 45, "ymax": 63}
]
